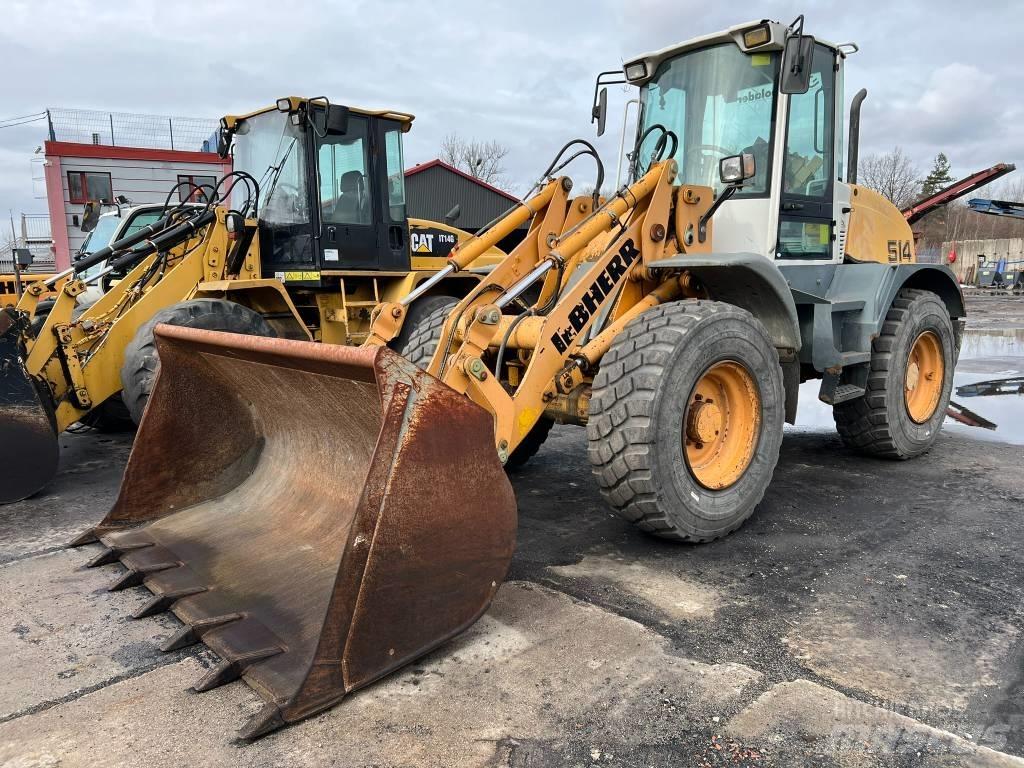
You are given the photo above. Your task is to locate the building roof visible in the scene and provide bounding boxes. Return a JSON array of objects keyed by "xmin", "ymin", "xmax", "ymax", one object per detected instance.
[{"xmin": 405, "ymin": 159, "xmax": 519, "ymax": 203}]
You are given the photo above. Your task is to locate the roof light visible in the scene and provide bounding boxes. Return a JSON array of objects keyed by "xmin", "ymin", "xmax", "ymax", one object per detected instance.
[
  {"xmin": 624, "ymin": 61, "xmax": 648, "ymax": 81},
  {"xmin": 276, "ymin": 98, "xmax": 292, "ymax": 112},
  {"xmin": 742, "ymin": 24, "xmax": 771, "ymax": 48}
]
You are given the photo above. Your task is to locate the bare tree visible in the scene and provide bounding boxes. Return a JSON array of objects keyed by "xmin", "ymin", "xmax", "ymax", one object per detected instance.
[
  {"xmin": 859, "ymin": 146, "xmax": 921, "ymax": 209},
  {"xmin": 440, "ymin": 133, "xmax": 510, "ymax": 188}
]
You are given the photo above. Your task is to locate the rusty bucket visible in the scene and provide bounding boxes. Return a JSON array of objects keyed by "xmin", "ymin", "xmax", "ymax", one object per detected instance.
[
  {"xmin": 72, "ymin": 324, "xmax": 517, "ymax": 739},
  {"xmin": 0, "ymin": 308, "xmax": 58, "ymax": 504}
]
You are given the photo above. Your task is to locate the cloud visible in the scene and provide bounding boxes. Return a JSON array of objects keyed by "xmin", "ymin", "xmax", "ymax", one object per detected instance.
[{"xmin": 1, "ymin": 0, "xmax": 1022, "ymax": 218}]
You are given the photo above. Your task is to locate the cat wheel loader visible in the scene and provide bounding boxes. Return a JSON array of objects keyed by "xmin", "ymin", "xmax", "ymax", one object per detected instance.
[
  {"xmin": 76, "ymin": 18, "xmax": 965, "ymax": 738},
  {"xmin": 0, "ymin": 97, "xmax": 506, "ymax": 503}
]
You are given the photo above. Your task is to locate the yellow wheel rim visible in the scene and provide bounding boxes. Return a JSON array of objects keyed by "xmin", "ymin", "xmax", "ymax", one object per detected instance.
[
  {"xmin": 905, "ymin": 330, "xmax": 944, "ymax": 423},
  {"xmin": 684, "ymin": 361, "xmax": 760, "ymax": 490}
]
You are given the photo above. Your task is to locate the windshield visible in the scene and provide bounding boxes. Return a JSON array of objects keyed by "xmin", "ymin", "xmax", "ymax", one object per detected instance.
[
  {"xmin": 638, "ymin": 44, "xmax": 778, "ymax": 195},
  {"xmin": 232, "ymin": 111, "xmax": 309, "ymax": 224},
  {"xmin": 79, "ymin": 215, "xmax": 120, "ymax": 256}
]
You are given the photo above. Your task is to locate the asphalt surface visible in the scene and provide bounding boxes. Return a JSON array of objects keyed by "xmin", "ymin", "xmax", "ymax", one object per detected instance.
[{"xmin": 1, "ymin": 295, "xmax": 1022, "ymax": 767}]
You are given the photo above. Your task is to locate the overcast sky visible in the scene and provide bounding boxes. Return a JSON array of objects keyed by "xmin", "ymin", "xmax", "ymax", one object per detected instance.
[{"xmin": 2, "ymin": 0, "xmax": 1021, "ymax": 221}]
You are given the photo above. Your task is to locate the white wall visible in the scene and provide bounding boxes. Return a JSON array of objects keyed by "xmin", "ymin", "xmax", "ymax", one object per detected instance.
[{"xmin": 60, "ymin": 156, "xmax": 225, "ymax": 254}]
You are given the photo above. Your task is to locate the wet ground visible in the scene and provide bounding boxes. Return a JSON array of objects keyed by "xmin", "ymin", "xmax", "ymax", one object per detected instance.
[{"xmin": 0, "ymin": 294, "xmax": 1022, "ymax": 767}]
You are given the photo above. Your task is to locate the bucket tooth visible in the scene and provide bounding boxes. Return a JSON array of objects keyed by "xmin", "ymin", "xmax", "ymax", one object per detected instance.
[
  {"xmin": 238, "ymin": 702, "xmax": 287, "ymax": 742},
  {"xmin": 108, "ymin": 561, "xmax": 177, "ymax": 592},
  {"xmin": 86, "ymin": 541, "xmax": 153, "ymax": 568},
  {"xmin": 80, "ymin": 326, "xmax": 517, "ymax": 736},
  {"xmin": 160, "ymin": 613, "xmax": 244, "ymax": 653},
  {"xmin": 132, "ymin": 587, "xmax": 207, "ymax": 619},
  {"xmin": 192, "ymin": 648, "xmax": 282, "ymax": 693},
  {"xmin": 68, "ymin": 528, "xmax": 99, "ymax": 547}
]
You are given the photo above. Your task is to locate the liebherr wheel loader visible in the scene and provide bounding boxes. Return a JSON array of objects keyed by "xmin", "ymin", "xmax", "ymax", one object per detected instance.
[
  {"xmin": 76, "ymin": 19, "xmax": 965, "ymax": 738},
  {"xmin": 0, "ymin": 97, "xmax": 505, "ymax": 503}
]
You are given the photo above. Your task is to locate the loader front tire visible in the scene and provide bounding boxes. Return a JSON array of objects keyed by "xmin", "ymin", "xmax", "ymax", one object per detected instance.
[
  {"xmin": 391, "ymin": 295, "xmax": 459, "ymax": 369},
  {"xmin": 587, "ymin": 300, "xmax": 785, "ymax": 542},
  {"xmin": 121, "ymin": 299, "xmax": 274, "ymax": 425},
  {"xmin": 834, "ymin": 288, "xmax": 956, "ymax": 459}
]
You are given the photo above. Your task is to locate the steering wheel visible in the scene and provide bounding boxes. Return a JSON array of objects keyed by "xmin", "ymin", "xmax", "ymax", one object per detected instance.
[{"xmin": 692, "ymin": 144, "xmax": 733, "ymax": 158}]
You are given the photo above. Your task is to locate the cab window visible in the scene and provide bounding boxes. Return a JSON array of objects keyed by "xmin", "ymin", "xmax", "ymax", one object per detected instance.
[{"xmin": 319, "ymin": 118, "xmax": 371, "ymax": 226}]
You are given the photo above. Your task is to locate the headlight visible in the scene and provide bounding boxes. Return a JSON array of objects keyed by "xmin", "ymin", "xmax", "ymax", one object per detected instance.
[
  {"xmin": 742, "ymin": 24, "xmax": 771, "ymax": 48},
  {"xmin": 624, "ymin": 61, "xmax": 648, "ymax": 81}
]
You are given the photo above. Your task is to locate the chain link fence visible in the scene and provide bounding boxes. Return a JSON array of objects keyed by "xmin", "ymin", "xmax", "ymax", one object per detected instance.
[{"xmin": 47, "ymin": 108, "xmax": 219, "ymax": 153}]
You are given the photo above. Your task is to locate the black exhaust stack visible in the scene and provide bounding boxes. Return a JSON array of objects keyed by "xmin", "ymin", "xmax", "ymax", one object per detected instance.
[{"xmin": 847, "ymin": 88, "xmax": 867, "ymax": 184}]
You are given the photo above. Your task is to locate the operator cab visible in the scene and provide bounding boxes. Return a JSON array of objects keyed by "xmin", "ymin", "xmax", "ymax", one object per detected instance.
[
  {"xmin": 602, "ymin": 18, "xmax": 855, "ymax": 264},
  {"xmin": 218, "ymin": 97, "xmax": 413, "ymax": 281}
]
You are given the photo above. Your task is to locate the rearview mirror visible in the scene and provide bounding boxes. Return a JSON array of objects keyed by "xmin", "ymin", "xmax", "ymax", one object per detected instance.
[
  {"xmin": 80, "ymin": 201, "xmax": 101, "ymax": 232},
  {"xmin": 719, "ymin": 153, "xmax": 756, "ymax": 185},
  {"xmin": 592, "ymin": 87, "xmax": 608, "ymax": 137},
  {"xmin": 444, "ymin": 204, "xmax": 461, "ymax": 225},
  {"xmin": 320, "ymin": 104, "xmax": 350, "ymax": 135},
  {"xmin": 217, "ymin": 128, "xmax": 231, "ymax": 159},
  {"xmin": 780, "ymin": 34, "xmax": 815, "ymax": 94}
]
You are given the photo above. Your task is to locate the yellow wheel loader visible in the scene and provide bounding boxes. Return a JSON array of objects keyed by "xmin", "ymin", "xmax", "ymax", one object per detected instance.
[
  {"xmin": 0, "ymin": 97, "xmax": 505, "ymax": 503},
  {"xmin": 77, "ymin": 18, "xmax": 965, "ymax": 738}
]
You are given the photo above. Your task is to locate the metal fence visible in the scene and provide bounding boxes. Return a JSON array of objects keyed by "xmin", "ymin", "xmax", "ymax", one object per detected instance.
[
  {"xmin": 1, "ymin": 214, "xmax": 54, "ymax": 274},
  {"xmin": 47, "ymin": 108, "xmax": 219, "ymax": 153}
]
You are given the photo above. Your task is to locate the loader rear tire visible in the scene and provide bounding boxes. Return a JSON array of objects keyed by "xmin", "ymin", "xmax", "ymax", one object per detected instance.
[
  {"xmin": 121, "ymin": 299, "xmax": 274, "ymax": 425},
  {"xmin": 78, "ymin": 395, "xmax": 134, "ymax": 432},
  {"xmin": 505, "ymin": 416, "xmax": 554, "ymax": 471},
  {"xmin": 833, "ymin": 288, "xmax": 956, "ymax": 459},
  {"xmin": 391, "ymin": 295, "xmax": 459, "ymax": 369},
  {"xmin": 587, "ymin": 300, "xmax": 785, "ymax": 542}
]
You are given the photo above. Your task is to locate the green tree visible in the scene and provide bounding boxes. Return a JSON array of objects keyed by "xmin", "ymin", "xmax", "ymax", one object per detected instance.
[{"xmin": 921, "ymin": 153, "xmax": 954, "ymax": 197}]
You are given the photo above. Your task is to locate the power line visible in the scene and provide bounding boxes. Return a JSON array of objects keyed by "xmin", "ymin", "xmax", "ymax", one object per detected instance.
[
  {"xmin": 0, "ymin": 115, "xmax": 46, "ymax": 129},
  {"xmin": 0, "ymin": 110, "xmax": 45, "ymax": 123}
]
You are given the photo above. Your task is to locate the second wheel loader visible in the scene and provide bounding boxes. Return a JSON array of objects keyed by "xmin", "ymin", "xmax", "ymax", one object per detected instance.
[
  {"xmin": 0, "ymin": 97, "xmax": 505, "ymax": 503},
  {"xmin": 78, "ymin": 18, "xmax": 965, "ymax": 738}
]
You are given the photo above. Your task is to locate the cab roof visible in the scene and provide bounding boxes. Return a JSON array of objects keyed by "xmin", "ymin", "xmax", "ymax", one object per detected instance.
[
  {"xmin": 222, "ymin": 97, "xmax": 415, "ymax": 132},
  {"xmin": 623, "ymin": 19, "xmax": 847, "ymax": 87}
]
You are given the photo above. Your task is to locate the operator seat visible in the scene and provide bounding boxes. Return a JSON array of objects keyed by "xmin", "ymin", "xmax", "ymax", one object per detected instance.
[{"xmin": 332, "ymin": 170, "xmax": 368, "ymax": 224}]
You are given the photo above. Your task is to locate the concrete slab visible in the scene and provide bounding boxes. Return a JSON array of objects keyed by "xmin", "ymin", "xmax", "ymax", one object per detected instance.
[
  {"xmin": 0, "ymin": 546, "xmax": 197, "ymax": 721},
  {"xmin": 549, "ymin": 554, "xmax": 723, "ymax": 620},
  {"xmin": 726, "ymin": 679, "xmax": 1024, "ymax": 767},
  {"xmin": 0, "ymin": 582, "xmax": 761, "ymax": 768}
]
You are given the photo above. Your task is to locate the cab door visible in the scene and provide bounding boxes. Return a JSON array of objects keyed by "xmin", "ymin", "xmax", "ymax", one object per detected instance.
[
  {"xmin": 371, "ymin": 120, "xmax": 411, "ymax": 271},
  {"xmin": 776, "ymin": 43, "xmax": 837, "ymax": 261},
  {"xmin": 317, "ymin": 115, "xmax": 378, "ymax": 269}
]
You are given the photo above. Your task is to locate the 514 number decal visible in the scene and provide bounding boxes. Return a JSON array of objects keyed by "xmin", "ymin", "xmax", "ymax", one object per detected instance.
[{"xmin": 887, "ymin": 240, "xmax": 912, "ymax": 263}]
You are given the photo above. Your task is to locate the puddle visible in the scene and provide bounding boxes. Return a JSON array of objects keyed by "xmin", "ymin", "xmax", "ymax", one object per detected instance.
[{"xmin": 791, "ymin": 329, "xmax": 1024, "ymax": 445}]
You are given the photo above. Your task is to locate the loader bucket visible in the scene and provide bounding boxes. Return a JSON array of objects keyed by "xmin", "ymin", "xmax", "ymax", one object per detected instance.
[
  {"xmin": 73, "ymin": 324, "xmax": 517, "ymax": 739},
  {"xmin": 0, "ymin": 309, "xmax": 58, "ymax": 503}
]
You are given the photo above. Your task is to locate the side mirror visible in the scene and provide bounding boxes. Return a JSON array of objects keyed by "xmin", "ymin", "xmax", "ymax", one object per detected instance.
[
  {"xmin": 444, "ymin": 204, "xmax": 461, "ymax": 225},
  {"xmin": 324, "ymin": 104, "xmax": 349, "ymax": 135},
  {"xmin": 13, "ymin": 248, "xmax": 33, "ymax": 268},
  {"xmin": 217, "ymin": 128, "xmax": 232, "ymax": 159},
  {"xmin": 592, "ymin": 87, "xmax": 608, "ymax": 137},
  {"xmin": 81, "ymin": 201, "xmax": 101, "ymax": 232},
  {"xmin": 780, "ymin": 34, "xmax": 815, "ymax": 94},
  {"xmin": 719, "ymin": 153, "xmax": 756, "ymax": 185}
]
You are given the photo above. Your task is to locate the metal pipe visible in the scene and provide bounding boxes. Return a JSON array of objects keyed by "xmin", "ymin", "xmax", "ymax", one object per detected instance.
[
  {"xmin": 43, "ymin": 268, "xmax": 74, "ymax": 287},
  {"xmin": 82, "ymin": 265, "xmax": 114, "ymax": 286},
  {"xmin": 495, "ymin": 260, "xmax": 555, "ymax": 309},
  {"xmin": 400, "ymin": 265, "xmax": 454, "ymax": 306},
  {"xmin": 847, "ymin": 88, "xmax": 867, "ymax": 184},
  {"xmin": 616, "ymin": 98, "xmax": 640, "ymax": 187},
  {"xmin": 446, "ymin": 179, "xmax": 560, "ymax": 272}
]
